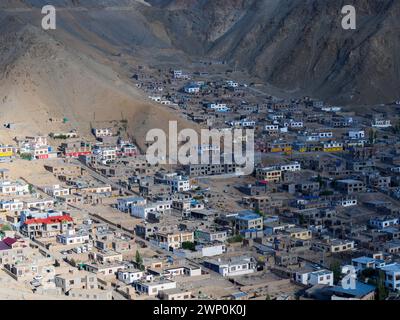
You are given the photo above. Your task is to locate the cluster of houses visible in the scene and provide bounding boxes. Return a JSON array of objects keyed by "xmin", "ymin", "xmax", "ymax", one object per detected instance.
[{"xmin": 0, "ymin": 61, "xmax": 400, "ymax": 300}]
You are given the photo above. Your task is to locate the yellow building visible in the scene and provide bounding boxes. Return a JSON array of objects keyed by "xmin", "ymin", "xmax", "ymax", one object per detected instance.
[
  {"xmin": 286, "ymin": 228, "xmax": 312, "ymax": 240},
  {"xmin": 256, "ymin": 167, "xmax": 282, "ymax": 182},
  {"xmin": 267, "ymin": 142, "xmax": 292, "ymax": 153},
  {"xmin": 323, "ymin": 142, "xmax": 343, "ymax": 152},
  {"xmin": 0, "ymin": 146, "xmax": 14, "ymax": 158},
  {"xmin": 155, "ymin": 231, "xmax": 194, "ymax": 250}
]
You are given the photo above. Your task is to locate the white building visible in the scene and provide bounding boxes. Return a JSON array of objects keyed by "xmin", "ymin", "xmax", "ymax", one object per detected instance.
[
  {"xmin": 228, "ymin": 119, "xmax": 256, "ymax": 128},
  {"xmin": 93, "ymin": 128, "xmax": 113, "ymax": 138},
  {"xmin": 0, "ymin": 181, "xmax": 29, "ymax": 195},
  {"xmin": 319, "ymin": 131, "xmax": 333, "ymax": 138},
  {"xmin": 369, "ymin": 216, "xmax": 399, "ymax": 230},
  {"xmin": 207, "ymin": 103, "xmax": 230, "ymax": 112},
  {"xmin": 131, "ymin": 201, "xmax": 171, "ymax": 219},
  {"xmin": 372, "ymin": 119, "xmax": 391, "ymax": 128},
  {"xmin": 295, "ymin": 269, "xmax": 334, "ymax": 286},
  {"xmin": 117, "ymin": 269, "xmax": 144, "ymax": 284},
  {"xmin": 117, "ymin": 197, "xmax": 146, "ymax": 213},
  {"xmin": 93, "ymin": 147, "xmax": 117, "ymax": 164},
  {"xmin": 0, "ymin": 199, "xmax": 24, "ymax": 211},
  {"xmin": 335, "ymin": 198, "xmax": 358, "ymax": 207},
  {"xmin": 173, "ymin": 70, "xmax": 183, "ymax": 78},
  {"xmin": 133, "ymin": 279, "xmax": 176, "ymax": 296},
  {"xmin": 57, "ymin": 229, "xmax": 90, "ymax": 245},
  {"xmin": 321, "ymin": 106, "xmax": 341, "ymax": 112},
  {"xmin": 265, "ymin": 124, "xmax": 279, "ymax": 133},
  {"xmin": 309, "ymin": 270, "xmax": 334, "ymax": 286},
  {"xmin": 279, "ymin": 162, "xmax": 301, "ymax": 172},
  {"xmin": 169, "ymin": 176, "xmax": 191, "ymax": 192},
  {"xmin": 44, "ymin": 185, "xmax": 70, "ymax": 197},
  {"xmin": 381, "ymin": 263, "xmax": 400, "ymax": 291},
  {"xmin": 173, "ymin": 70, "xmax": 189, "ymax": 79},
  {"xmin": 131, "ymin": 204, "xmax": 157, "ymax": 219},
  {"xmin": 24, "ymin": 198, "xmax": 55, "ymax": 210},
  {"xmin": 285, "ymin": 120, "xmax": 304, "ymax": 129},
  {"xmin": 204, "ymin": 257, "xmax": 256, "ymax": 277},
  {"xmin": 226, "ymin": 80, "xmax": 239, "ymax": 88},
  {"xmin": 195, "ymin": 243, "xmax": 226, "ymax": 257},
  {"xmin": 184, "ymin": 84, "xmax": 200, "ymax": 94},
  {"xmin": 348, "ymin": 130, "xmax": 365, "ymax": 139},
  {"xmin": 267, "ymin": 114, "xmax": 284, "ymax": 121}
]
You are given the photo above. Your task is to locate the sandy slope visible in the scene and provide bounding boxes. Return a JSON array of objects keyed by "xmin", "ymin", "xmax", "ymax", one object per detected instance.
[{"xmin": 0, "ymin": 16, "xmax": 198, "ymax": 149}]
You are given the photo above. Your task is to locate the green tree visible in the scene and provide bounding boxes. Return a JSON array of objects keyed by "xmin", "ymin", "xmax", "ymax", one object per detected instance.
[
  {"xmin": 392, "ymin": 121, "xmax": 400, "ymax": 135},
  {"xmin": 316, "ymin": 174, "xmax": 323, "ymax": 187},
  {"xmin": 135, "ymin": 250, "xmax": 143, "ymax": 270},
  {"xmin": 182, "ymin": 241, "xmax": 196, "ymax": 251},
  {"xmin": 1, "ymin": 224, "xmax": 11, "ymax": 231},
  {"xmin": 320, "ymin": 190, "xmax": 333, "ymax": 196},
  {"xmin": 227, "ymin": 235, "xmax": 244, "ymax": 243},
  {"xmin": 369, "ymin": 129, "xmax": 377, "ymax": 144},
  {"xmin": 376, "ymin": 270, "xmax": 388, "ymax": 301},
  {"xmin": 330, "ymin": 261, "xmax": 342, "ymax": 284},
  {"xmin": 20, "ymin": 153, "xmax": 32, "ymax": 161}
]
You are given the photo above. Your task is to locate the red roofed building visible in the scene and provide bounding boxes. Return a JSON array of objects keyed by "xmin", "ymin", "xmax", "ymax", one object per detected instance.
[{"xmin": 20, "ymin": 214, "xmax": 74, "ymax": 239}]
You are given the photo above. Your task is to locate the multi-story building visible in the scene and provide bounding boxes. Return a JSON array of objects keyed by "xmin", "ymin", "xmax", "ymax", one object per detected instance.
[
  {"xmin": 266, "ymin": 142, "xmax": 292, "ymax": 153},
  {"xmin": 57, "ymin": 229, "xmax": 90, "ymax": 245},
  {"xmin": 20, "ymin": 214, "xmax": 74, "ymax": 239},
  {"xmin": 312, "ymin": 239, "xmax": 355, "ymax": 253},
  {"xmin": 156, "ymin": 173, "xmax": 191, "ymax": 192},
  {"xmin": 285, "ymin": 227, "xmax": 312, "ymax": 240},
  {"xmin": 117, "ymin": 197, "xmax": 147, "ymax": 213},
  {"xmin": 186, "ymin": 164, "xmax": 237, "ymax": 177},
  {"xmin": 369, "ymin": 216, "xmax": 399, "ymax": 230},
  {"xmin": 195, "ymin": 229, "xmax": 227, "ymax": 243},
  {"xmin": 322, "ymin": 141, "xmax": 343, "ymax": 152},
  {"xmin": 44, "ymin": 185, "xmax": 70, "ymax": 197},
  {"xmin": 61, "ymin": 141, "xmax": 92, "ymax": 158},
  {"xmin": 255, "ymin": 167, "xmax": 282, "ymax": 182},
  {"xmin": 131, "ymin": 201, "xmax": 171, "ymax": 219},
  {"xmin": 92, "ymin": 128, "xmax": 113, "ymax": 138},
  {"xmin": 153, "ymin": 231, "xmax": 194, "ymax": 250},
  {"xmin": 381, "ymin": 263, "xmax": 400, "ymax": 291},
  {"xmin": 55, "ymin": 270, "xmax": 98, "ymax": 293},
  {"xmin": 295, "ymin": 269, "xmax": 334, "ymax": 286},
  {"xmin": 279, "ymin": 162, "xmax": 301, "ymax": 172},
  {"xmin": 235, "ymin": 211, "xmax": 263, "ymax": 233},
  {"xmin": 336, "ymin": 179, "xmax": 366, "ymax": 194},
  {"xmin": 0, "ymin": 199, "xmax": 24, "ymax": 211},
  {"xmin": 0, "ymin": 180, "xmax": 29, "ymax": 195}
]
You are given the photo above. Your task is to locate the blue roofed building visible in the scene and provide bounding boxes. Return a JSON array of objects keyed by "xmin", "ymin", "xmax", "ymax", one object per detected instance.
[
  {"xmin": 330, "ymin": 281, "xmax": 376, "ymax": 300},
  {"xmin": 235, "ymin": 210, "xmax": 263, "ymax": 234},
  {"xmin": 352, "ymin": 256, "xmax": 386, "ymax": 272},
  {"xmin": 381, "ymin": 263, "xmax": 400, "ymax": 291}
]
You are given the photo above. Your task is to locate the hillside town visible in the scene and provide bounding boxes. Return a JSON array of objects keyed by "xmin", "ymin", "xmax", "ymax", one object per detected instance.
[{"xmin": 0, "ymin": 62, "xmax": 400, "ymax": 301}]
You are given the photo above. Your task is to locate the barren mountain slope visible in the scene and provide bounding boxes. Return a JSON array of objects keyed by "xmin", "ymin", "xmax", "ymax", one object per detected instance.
[
  {"xmin": 2, "ymin": 0, "xmax": 399, "ymax": 107},
  {"xmin": 147, "ymin": 0, "xmax": 400, "ymax": 105},
  {"xmin": 0, "ymin": 16, "xmax": 197, "ymax": 148}
]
